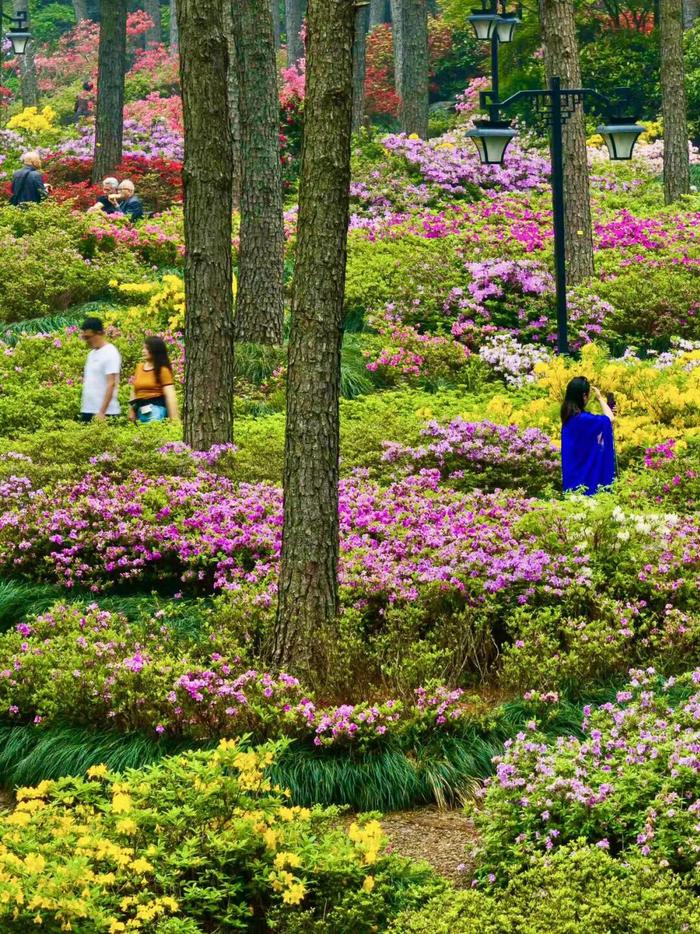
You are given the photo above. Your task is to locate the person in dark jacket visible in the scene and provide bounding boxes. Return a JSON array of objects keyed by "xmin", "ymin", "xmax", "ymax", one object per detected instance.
[
  {"xmin": 10, "ymin": 152, "xmax": 49, "ymax": 207},
  {"xmin": 116, "ymin": 180, "xmax": 144, "ymax": 222},
  {"xmin": 87, "ymin": 177, "xmax": 120, "ymax": 215},
  {"xmin": 74, "ymin": 81, "xmax": 94, "ymax": 120}
]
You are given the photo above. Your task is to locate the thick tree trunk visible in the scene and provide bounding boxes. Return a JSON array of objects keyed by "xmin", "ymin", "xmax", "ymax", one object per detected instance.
[
  {"xmin": 274, "ymin": 0, "xmax": 355, "ymax": 675},
  {"xmin": 222, "ymin": 1, "xmax": 242, "ymax": 210},
  {"xmin": 395, "ymin": 0, "xmax": 428, "ymax": 137},
  {"xmin": 285, "ymin": 0, "xmax": 305, "ymax": 65},
  {"xmin": 272, "ymin": 0, "xmax": 281, "ymax": 47},
  {"xmin": 661, "ymin": 0, "xmax": 690, "ymax": 203},
  {"xmin": 539, "ymin": 0, "xmax": 595, "ymax": 284},
  {"xmin": 169, "ymin": 0, "xmax": 178, "ymax": 48},
  {"xmin": 177, "ymin": 0, "xmax": 235, "ymax": 449},
  {"xmin": 142, "ymin": 0, "xmax": 161, "ymax": 46},
  {"xmin": 73, "ymin": 0, "xmax": 89, "ymax": 22},
  {"xmin": 13, "ymin": 0, "xmax": 39, "ymax": 107},
  {"xmin": 231, "ymin": 0, "xmax": 285, "ymax": 344},
  {"xmin": 92, "ymin": 0, "xmax": 127, "ymax": 181},
  {"xmin": 682, "ymin": 0, "xmax": 698, "ymax": 27},
  {"xmin": 369, "ymin": 0, "xmax": 388, "ymax": 28},
  {"xmin": 352, "ymin": 2, "xmax": 370, "ymax": 133}
]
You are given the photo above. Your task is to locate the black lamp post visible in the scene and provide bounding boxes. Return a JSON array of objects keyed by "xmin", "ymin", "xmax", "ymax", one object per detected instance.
[
  {"xmin": 466, "ymin": 78, "xmax": 643, "ymax": 355},
  {"xmin": 468, "ymin": 0, "xmax": 521, "ymax": 104},
  {"xmin": 3, "ymin": 10, "xmax": 31, "ymax": 56}
]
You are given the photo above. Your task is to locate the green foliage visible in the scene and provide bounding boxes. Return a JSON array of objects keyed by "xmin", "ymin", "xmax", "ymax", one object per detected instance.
[
  {"xmin": 580, "ymin": 29, "xmax": 661, "ymax": 124},
  {"xmin": 391, "ymin": 844, "xmax": 700, "ymax": 934},
  {"xmin": 344, "ymin": 233, "xmax": 466, "ymax": 325}
]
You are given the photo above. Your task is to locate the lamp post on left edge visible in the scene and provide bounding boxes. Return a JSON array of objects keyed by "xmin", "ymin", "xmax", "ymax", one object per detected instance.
[{"xmin": 4, "ymin": 10, "xmax": 31, "ymax": 56}]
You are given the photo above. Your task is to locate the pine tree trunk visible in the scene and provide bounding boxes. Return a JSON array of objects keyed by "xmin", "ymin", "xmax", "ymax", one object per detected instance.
[
  {"xmin": 13, "ymin": 0, "xmax": 38, "ymax": 107},
  {"xmin": 390, "ymin": 0, "xmax": 403, "ymax": 98},
  {"xmin": 222, "ymin": 0, "xmax": 242, "ymax": 210},
  {"xmin": 539, "ymin": 0, "xmax": 594, "ymax": 284},
  {"xmin": 369, "ymin": 0, "xmax": 388, "ymax": 28},
  {"xmin": 396, "ymin": 0, "xmax": 428, "ymax": 137},
  {"xmin": 272, "ymin": 0, "xmax": 281, "ymax": 47},
  {"xmin": 169, "ymin": 0, "xmax": 178, "ymax": 48},
  {"xmin": 682, "ymin": 0, "xmax": 698, "ymax": 27},
  {"xmin": 73, "ymin": 0, "xmax": 89, "ymax": 22},
  {"xmin": 661, "ymin": 0, "xmax": 690, "ymax": 203},
  {"xmin": 285, "ymin": 0, "xmax": 305, "ymax": 65},
  {"xmin": 177, "ymin": 0, "xmax": 235, "ymax": 449},
  {"xmin": 92, "ymin": 0, "xmax": 127, "ymax": 181},
  {"xmin": 142, "ymin": 0, "xmax": 161, "ymax": 46},
  {"xmin": 274, "ymin": 0, "xmax": 355, "ymax": 675},
  {"xmin": 352, "ymin": 2, "xmax": 370, "ymax": 133},
  {"xmin": 232, "ymin": 0, "xmax": 285, "ymax": 344}
]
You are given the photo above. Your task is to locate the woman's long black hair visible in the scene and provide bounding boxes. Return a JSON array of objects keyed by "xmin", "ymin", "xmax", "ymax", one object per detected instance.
[
  {"xmin": 561, "ymin": 376, "xmax": 590, "ymax": 425},
  {"xmin": 145, "ymin": 336, "xmax": 172, "ymax": 385}
]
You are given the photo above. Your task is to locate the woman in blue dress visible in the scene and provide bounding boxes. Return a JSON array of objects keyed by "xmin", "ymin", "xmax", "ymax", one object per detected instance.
[{"xmin": 561, "ymin": 376, "xmax": 616, "ymax": 495}]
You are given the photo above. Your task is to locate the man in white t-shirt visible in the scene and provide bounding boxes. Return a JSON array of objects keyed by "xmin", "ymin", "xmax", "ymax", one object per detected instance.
[{"xmin": 80, "ymin": 317, "xmax": 121, "ymax": 422}]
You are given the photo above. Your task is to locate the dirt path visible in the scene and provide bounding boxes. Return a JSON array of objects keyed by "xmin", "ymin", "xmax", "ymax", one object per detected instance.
[{"xmin": 381, "ymin": 807, "xmax": 477, "ymax": 886}]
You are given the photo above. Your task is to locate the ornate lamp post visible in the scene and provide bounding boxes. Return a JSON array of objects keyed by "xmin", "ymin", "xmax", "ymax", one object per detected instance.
[
  {"xmin": 466, "ymin": 78, "xmax": 642, "ymax": 355},
  {"xmin": 4, "ymin": 10, "xmax": 31, "ymax": 56},
  {"xmin": 468, "ymin": 0, "xmax": 521, "ymax": 104}
]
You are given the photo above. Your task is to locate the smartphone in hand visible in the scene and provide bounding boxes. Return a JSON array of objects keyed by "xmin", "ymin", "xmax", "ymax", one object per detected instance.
[{"xmin": 606, "ymin": 392, "xmax": 616, "ymax": 411}]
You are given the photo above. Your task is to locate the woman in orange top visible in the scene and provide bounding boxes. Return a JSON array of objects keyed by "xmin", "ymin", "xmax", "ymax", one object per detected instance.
[{"xmin": 128, "ymin": 336, "xmax": 179, "ymax": 424}]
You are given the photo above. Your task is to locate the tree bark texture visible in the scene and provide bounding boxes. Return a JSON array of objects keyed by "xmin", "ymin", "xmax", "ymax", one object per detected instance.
[
  {"xmin": 92, "ymin": 0, "xmax": 127, "ymax": 181},
  {"xmin": 682, "ymin": 0, "xmax": 698, "ymax": 27},
  {"xmin": 661, "ymin": 0, "xmax": 690, "ymax": 203},
  {"xmin": 395, "ymin": 0, "xmax": 429, "ymax": 137},
  {"xmin": 352, "ymin": 2, "xmax": 370, "ymax": 133},
  {"xmin": 390, "ymin": 0, "xmax": 403, "ymax": 98},
  {"xmin": 274, "ymin": 0, "xmax": 355, "ymax": 675},
  {"xmin": 369, "ymin": 0, "xmax": 388, "ymax": 28},
  {"xmin": 142, "ymin": 0, "xmax": 162, "ymax": 46},
  {"xmin": 539, "ymin": 0, "xmax": 595, "ymax": 284},
  {"xmin": 13, "ymin": 0, "xmax": 39, "ymax": 107},
  {"xmin": 231, "ymin": 0, "xmax": 285, "ymax": 344},
  {"xmin": 177, "ymin": 0, "xmax": 235, "ymax": 449},
  {"xmin": 285, "ymin": 0, "xmax": 305, "ymax": 65},
  {"xmin": 222, "ymin": 0, "xmax": 242, "ymax": 210},
  {"xmin": 73, "ymin": 0, "xmax": 89, "ymax": 22},
  {"xmin": 272, "ymin": 0, "xmax": 281, "ymax": 47},
  {"xmin": 169, "ymin": 0, "xmax": 178, "ymax": 48}
]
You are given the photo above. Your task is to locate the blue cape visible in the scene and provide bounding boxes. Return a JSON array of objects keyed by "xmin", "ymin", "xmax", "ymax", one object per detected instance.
[{"xmin": 561, "ymin": 412, "xmax": 616, "ymax": 495}]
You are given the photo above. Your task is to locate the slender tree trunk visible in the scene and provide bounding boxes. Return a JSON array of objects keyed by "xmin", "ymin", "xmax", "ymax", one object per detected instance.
[
  {"xmin": 13, "ymin": 0, "xmax": 38, "ymax": 107},
  {"xmin": 92, "ymin": 0, "xmax": 127, "ymax": 181},
  {"xmin": 682, "ymin": 0, "xmax": 698, "ymax": 27},
  {"xmin": 352, "ymin": 2, "xmax": 370, "ymax": 133},
  {"xmin": 661, "ymin": 0, "xmax": 690, "ymax": 203},
  {"xmin": 285, "ymin": 0, "xmax": 305, "ymax": 65},
  {"xmin": 395, "ymin": 0, "xmax": 428, "ymax": 137},
  {"xmin": 178, "ymin": 0, "xmax": 235, "ymax": 448},
  {"xmin": 272, "ymin": 0, "xmax": 281, "ymax": 47},
  {"xmin": 169, "ymin": 0, "xmax": 178, "ymax": 48},
  {"xmin": 274, "ymin": 0, "xmax": 355, "ymax": 675},
  {"xmin": 142, "ymin": 0, "xmax": 161, "ymax": 46},
  {"xmin": 222, "ymin": 0, "xmax": 242, "ymax": 210},
  {"xmin": 390, "ymin": 0, "xmax": 403, "ymax": 98},
  {"xmin": 539, "ymin": 0, "xmax": 594, "ymax": 284},
  {"xmin": 73, "ymin": 0, "xmax": 89, "ymax": 22},
  {"xmin": 232, "ymin": 0, "xmax": 285, "ymax": 344},
  {"xmin": 369, "ymin": 0, "xmax": 388, "ymax": 28}
]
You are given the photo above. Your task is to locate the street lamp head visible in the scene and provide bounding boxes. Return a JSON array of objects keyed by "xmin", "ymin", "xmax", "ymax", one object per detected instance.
[
  {"xmin": 494, "ymin": 14, "xmax": 520, "ymax": 43},
  {"xmin": 466, "ymin": 119, "xmax": 517, "ymax": 165},
  {"xmin": 596, "ymin": 116, "xmax": 644, "ymax": 161},
  {"xmin": 468, "ymin": 11, "xmax": 501, "ymax": 40},
  {"xmin": 7, "ymin": 27, "xmax": 31, "ymax": 55}
]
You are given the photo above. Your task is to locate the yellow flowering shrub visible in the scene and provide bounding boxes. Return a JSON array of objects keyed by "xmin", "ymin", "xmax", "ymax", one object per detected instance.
[
  {"xmin": 0, "ymin": 740, "xmax": 440, "ymax": 932},
  {"xmin": 115, "ymin": 273, "xmax": 237, "ymax": 335},
  {"xmin": 7, "ymin": 105, "xmax": 58, "ymax": 136}
]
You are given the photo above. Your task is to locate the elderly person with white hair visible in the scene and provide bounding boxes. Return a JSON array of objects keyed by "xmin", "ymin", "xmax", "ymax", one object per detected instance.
[
  {"xmin": 10, "ymin": 151, "xmax": 49, "ymax": 207},
  {"xmin": 116, "ymin": 179, "xmax": 144, "ymax": 222},
  {"xmin": 87, "ymin": 177, "xmax": 120, "ymax": 215}
]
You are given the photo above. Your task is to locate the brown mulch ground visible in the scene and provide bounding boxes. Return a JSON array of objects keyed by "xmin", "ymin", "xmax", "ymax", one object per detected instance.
[{"xmin": 380, "ymin": 806, "xmax": 477, "ymax": 886}]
